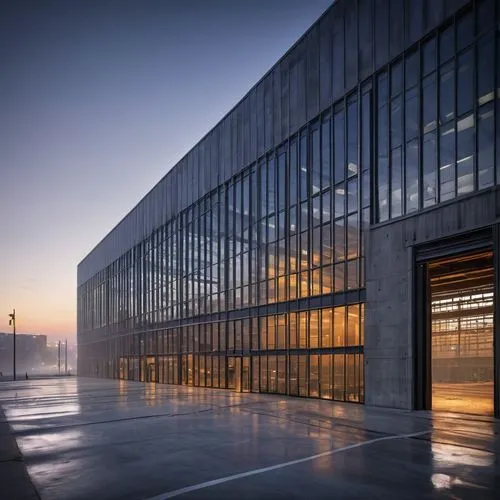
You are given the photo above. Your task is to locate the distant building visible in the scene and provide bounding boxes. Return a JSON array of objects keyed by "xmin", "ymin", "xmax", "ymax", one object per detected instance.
[
  {"xmin": 78, "ymin": 0, "xmax": 499, "ymax": 417},
  {"xmin": 0, "ymin": 333, "xmax": 47, "ymax": 374}
]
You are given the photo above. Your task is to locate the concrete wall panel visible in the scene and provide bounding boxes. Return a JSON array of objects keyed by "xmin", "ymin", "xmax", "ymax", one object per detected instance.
[{"xmin": 365, "ymin": 189, "xmax": 500, "ymax": 410}]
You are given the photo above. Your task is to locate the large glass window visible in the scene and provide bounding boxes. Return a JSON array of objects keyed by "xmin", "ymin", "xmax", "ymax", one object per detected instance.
[
  {"xmin": 457, "ymin": 114, "xmax": 475, "ymax": 195},
  {"xmin": 439, "ymin": 122, "xmax": 456, "ymax": 202},
  {"xmin": 423, "ymin": 131, "xmax": 437, "ymax": 208},
  {"xmin": 439, "ymin": 62, "xmax": 455, "ymax": 125},
  {"xmin": 334, "ymin": 105, "xmax": 345, "ymax": 184},
  {"xmin": 457, "ymin": 50, "xmax": 474, "ymax": 117},
  {"xmin": 477, "ymin": 103, "xmax": 494, "ymax": 189},
  {"xmin": 377, "ymin": 73, "xmax": 389, "ymax": 222},
  {"xmin": 406, "ymin": 140, "xmax": 419, "ymax": 213},
  {"xmin": 390, "ymin": 147, "xmax": 403, "ymax": 218},
  {"xmin": 311, "ymin": 127, "xmax": 321, "ymax": 195},
  {"xmin": 347, "ymin": 98, "xmax": 358, "ymax": 177}
]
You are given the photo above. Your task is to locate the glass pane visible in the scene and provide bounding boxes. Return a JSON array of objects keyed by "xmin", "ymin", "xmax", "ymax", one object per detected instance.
[
  {"xmin": 391, "ymin": 96, "xmax": 402, "ymax": 148},
  {"xmin": 439, "ymin": 122, "xmax": 456, "ymax": 202},
  {"xmin": 312, "ymin": 195, "xmax": 321, "ymax": 227},
  {"xmin": 422, "ymin": 37, "xmax": 436, "ymax": 76},
  {"xmin": 423, "ymin": 73, "xmax": 437, "ymax": 133},
  {"xmin": 309, "ymin": 355, "xmax": 319, "ymax": 397},
  {"xmin": 347, "ymin": 178, "xmax": 358, "ymax": 214},
  {"xmin": 311, "ymin": 128, "xmax": 320, "ymax": 195},
  {"xmin": 391, "ymin": 61, "xmax": 403, "ymax": 97},
  {"xmin": 321, "ymin": 308, "xmax": 333, "ymax": 348},
  {"xmin": 334, "ymin": 262, "xmax": 345, "ymax": 292},
  {"xmin": 478, "ymin": 103, "xmax": 495, "ymax": 189},
  {"xmin": 456, "ymin": 10, "xmax": 474, "ymax": 51},
  {"xmin": 310, "ymin": 311, "xmax": 319, "ymax": 348},
  {"xmin": 347, "ymin": 99, "xmax": 358, "ymax": 177},
  {"xmin": 334, "ymin": 108, "xmax": 345, "ymax": 184},
  {"xmin": 347, "ymin": 259, "xmax": 358, "ymax": 290},
  {"xmin": 299, "ymin": 134, "xmax": 308, "ymax": 201},
  {"xmin": 334, "ymin": 218, "xmax": 345, "ymax": 262},
  {"xmin": 347, "ymin": 213, "xmax": 359, "ymax": 260},
  {"xmin": 457, "ymin": 49, "xmax": 474, "ymax": 117},
  {"xmin": 322, "ymin": 190, "xmax": 331, "ymax": 223},
  {"xmin": 321, "ymin": 117, "xmax": 331, "ymax": 188},
  {"xmin": 405, "ymin": 87, "xmax": 419, "ymax": 140},
  {"xmin": 335, "ymin": 183, "xmax": 345, "ymax": 218},
  {"xmin": 457, "ymin": 114, "xmax": 475, "ymax": 195},
  {"xmin": 406, "ymin": 139, "xmax": 419, "ymax": 213},
  {"xmin": 320, "ymin": 354, "xmax": 333, "ymax": 400},
  {"xmin": 391, "ymin": 147, "xmax": 403, "ymax": 218},
  {"xmin": 378, "ymin": 71, "xmax": 388, "ymax": 104},
  {"xmin": 299, "ymin": 312, "xmax": 308, "ymax": 349},
  {"xmin": 439, "ymin": 62, "xmax": 455, "ymax": 124},
  {"xmin": 289, "ymin": 312, "xmax": 297, "ymax": 349},
  {"xmin": 439, "ymin": 25, "xmax": 454, "ymax": 64},
  {"xmin": 298, "ymin": 355, "xmax": 307, "ymax": 396},
  {"xmin": 378, "ymin": 103, "xmax": 389, "ymax": 222},
  {"xmin": 405, "ymin": 51, "xmax": 419, "ymax": 89},
  {"xmin": 289, "ymin": 140, "xmax": 298, "ymax": 207},
  {"xmin": 423, "ymin": 131, "xmax": 437, "ymax": 208},
  {"xmin": 334, "ymin": 306, "xmax": 345, "ymax": 347},
  {"xmin": 333, "ymin": 354, "xmax": 345, "ymax": 401},
  {"xmin": 321, "ymin": 224, "xmax": 333, "ymax": 264},
  {"xmin": 477, "ymin": 35, "xmax": 495, "ymax": 106}
]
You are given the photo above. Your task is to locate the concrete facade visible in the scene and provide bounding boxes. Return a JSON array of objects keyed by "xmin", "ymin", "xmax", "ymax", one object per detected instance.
[{"xmin": 366, "ymin": 187, "xmax": 500, "ymax": 409}]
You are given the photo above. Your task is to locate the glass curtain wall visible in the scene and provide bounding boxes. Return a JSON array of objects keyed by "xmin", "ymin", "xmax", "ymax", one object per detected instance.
[
  {"xmin": 375, "ymin": 4, "xmax": 498, "ymax": 222},
  {"xmin": 77, "ymin": 76, "xmax": 370, "ymax": 403}
]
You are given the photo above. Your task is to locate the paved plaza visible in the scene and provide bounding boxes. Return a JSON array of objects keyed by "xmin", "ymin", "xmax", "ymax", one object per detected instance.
[{"xmin": 1, "ymin": 378, "xmax": 500, "ymax": 499}]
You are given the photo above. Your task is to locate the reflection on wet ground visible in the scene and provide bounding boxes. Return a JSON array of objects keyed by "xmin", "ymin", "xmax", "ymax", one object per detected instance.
[
  {"xmin": 0, "ymin": 377, "xmax": 499, "ymax": 500},
  {"xmin": 432, "ymin": 382, "xmax": 494, "ymax": 415}
]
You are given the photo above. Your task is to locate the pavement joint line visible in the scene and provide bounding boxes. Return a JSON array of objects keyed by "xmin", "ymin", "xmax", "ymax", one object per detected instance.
[
  {"xmin": 7, "ymin": 400, "xmax": 292, "ymax": 436},
  {"xmin": 8, "ymin": 403, "xmax": 269, "ymax": 435},
  {"xmin": 143, "ymin": 430, "xmax": 431, "ymax": 500},
  {"xmin": 235, "ymin": 406, "xmax": 401, "ymax": 438}
]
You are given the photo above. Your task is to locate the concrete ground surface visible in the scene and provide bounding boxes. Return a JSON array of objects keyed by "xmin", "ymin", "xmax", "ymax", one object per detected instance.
[{"xmin": 0, "ymin": 378, "xmax": 499, "ymax": 500}]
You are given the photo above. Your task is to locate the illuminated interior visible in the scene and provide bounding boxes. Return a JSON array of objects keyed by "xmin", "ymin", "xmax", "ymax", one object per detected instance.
[{"xmin": 429, "ymin": 251, "xmax": 494, "ymax": 416}]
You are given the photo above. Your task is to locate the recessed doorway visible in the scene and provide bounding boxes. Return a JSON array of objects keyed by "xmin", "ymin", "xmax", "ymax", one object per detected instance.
[{"xmin": 428, "ymin": 251, "xmax": 494, "ymax": 416}]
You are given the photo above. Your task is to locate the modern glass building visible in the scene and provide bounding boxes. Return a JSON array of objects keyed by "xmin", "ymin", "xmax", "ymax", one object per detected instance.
[{"xmin": 78, "ymin": 0, "xmax": 500, "ymax": 417}]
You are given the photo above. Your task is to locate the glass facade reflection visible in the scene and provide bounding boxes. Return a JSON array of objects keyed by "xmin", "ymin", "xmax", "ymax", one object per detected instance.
[
  {"xmin": 375, "ymin": 2, "xmax": 499, "ymax": 221},
  {"xmin": 78, "ymin": 0, "xmax": 498, "ymax": 407}
]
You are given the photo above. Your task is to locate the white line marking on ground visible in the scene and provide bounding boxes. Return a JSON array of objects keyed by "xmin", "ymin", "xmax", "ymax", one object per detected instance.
[{"xmin": 145, "ymin": 430, "xmax": 430, "ymax": 499}]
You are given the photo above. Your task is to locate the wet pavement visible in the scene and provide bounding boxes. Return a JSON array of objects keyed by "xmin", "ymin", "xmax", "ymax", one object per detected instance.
[{"xmin": 1, "ymin": 378, "xmax": 499, "ymax": 500}]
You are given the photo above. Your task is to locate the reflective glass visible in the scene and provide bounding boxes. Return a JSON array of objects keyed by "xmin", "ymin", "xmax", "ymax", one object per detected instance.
[
  {"xmin": 477, "ymin": 35, "xmax": 495, "ymax": 106},
  {"xmin": 478, "ymin": 103, "xmax": 494, "ymax": 189},
  {"xmin": 439, "ymin": 25, "xmax": 454, "ymax": 64},
  {"xmin": 457, "ymin": 49, "xmax": 474, "ymax": 117},
  {"xmin": 439, "ymin": 122, "xmax": 456, "ymax": 202},
  {"xmin": 422, "ymin": 37, "xmax": 436, "ymax": 76},
  {"xmin": 457, "ymin": 114, "xmax": 475, "ymax": 195},
  {"xmin": 334, "ymin": 108, "xmax": 345, "ymax": 183},
  {"xmin": 390, "ymin": 147, "xmax": 403, "ymax": 218},
  {"xmin": 406, "ymin": 139, "xmax": 419, "ymax": 213},
  {"xmin": 423, "ymin": 73, "xmax": 437, "ymax": 133},
  {"xmin": 423, "ymin": 131, "xmax": 437, "ymax": 208},
  {"xmin": 347, "ymin": 99, "xmax": 358, "ymax": 177}
]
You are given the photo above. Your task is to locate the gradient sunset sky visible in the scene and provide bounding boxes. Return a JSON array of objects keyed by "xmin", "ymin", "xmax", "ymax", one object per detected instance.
[{"xmin": 0, "ymin": 0, "xmax": 332, "ymax": 342}]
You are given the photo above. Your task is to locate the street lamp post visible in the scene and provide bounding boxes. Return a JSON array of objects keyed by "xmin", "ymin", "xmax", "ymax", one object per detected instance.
[
  {"xmin": 8, "ymin": 309, "xmax": 16, "ymax": 381},
  {"xmin": 58, "ymin": 340, "xmax": 61, "ymax": 376}
]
